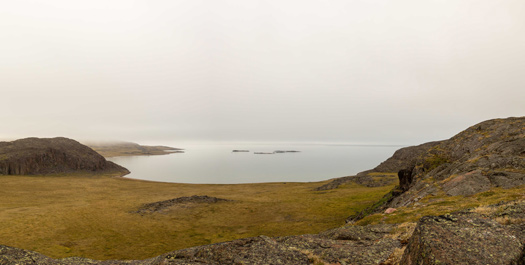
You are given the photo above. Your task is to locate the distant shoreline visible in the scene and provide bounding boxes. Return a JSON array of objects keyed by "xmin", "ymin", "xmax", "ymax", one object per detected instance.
[{"xmin": 86, "ymin": 142, "xmax": 184, "ymax": 158}]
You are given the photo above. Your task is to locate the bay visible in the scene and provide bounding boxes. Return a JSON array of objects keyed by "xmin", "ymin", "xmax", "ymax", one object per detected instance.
[{"xmin": 107, "ymin": 143, "xmax": 403, "ymax": 184}]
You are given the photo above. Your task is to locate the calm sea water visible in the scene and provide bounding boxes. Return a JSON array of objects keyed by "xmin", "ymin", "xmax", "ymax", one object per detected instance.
[{"xmin": 107, "ymin": 143, "xmax": 403, "ymax": 184}]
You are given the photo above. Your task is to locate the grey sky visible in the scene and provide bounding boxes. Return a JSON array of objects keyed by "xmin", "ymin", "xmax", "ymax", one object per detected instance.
[{"xmin": 1, "ymin": 0, "xmax": 524, "ymax": 145}]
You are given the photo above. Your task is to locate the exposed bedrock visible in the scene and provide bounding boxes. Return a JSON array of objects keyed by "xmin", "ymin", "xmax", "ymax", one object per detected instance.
[{"xmin": 401, "ymin": 205, "xmax": 525, "ymax": 265}]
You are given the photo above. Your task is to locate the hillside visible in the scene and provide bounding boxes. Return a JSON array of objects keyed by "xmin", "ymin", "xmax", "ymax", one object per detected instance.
[
  {"xmin": 0, "ymin": 117, "xmax": 524, "ymax": 264},
  {"xmin": 347, "ymin": 116, "xmax": 525, "ymax": 221},
  {"xmin": 0, "ymin": 137, "xmax": 128, "ymax": 175}
]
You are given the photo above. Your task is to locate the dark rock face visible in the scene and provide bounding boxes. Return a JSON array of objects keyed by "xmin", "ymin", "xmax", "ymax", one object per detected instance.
[
  {"xmin": 401, "ymin": 210, "xmax": 525, "ymax": 265},
  {"xmin": 0, "ymin": 137, "xmax": 128, "ymax": 175},
  {"xmin": 397, "ymin": 168, "xmax": 413, "ymax": 192}
]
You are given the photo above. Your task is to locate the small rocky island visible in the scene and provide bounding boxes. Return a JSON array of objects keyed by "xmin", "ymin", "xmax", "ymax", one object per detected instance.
[{"xmin": 254, "ymin": 150, "xmax": 301, "ymax": 154}]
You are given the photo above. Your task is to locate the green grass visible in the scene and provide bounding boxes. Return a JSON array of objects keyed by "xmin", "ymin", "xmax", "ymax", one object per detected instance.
[{"xmin": 0, "ymin": 173, "xmax": 396, "ymax": 260}]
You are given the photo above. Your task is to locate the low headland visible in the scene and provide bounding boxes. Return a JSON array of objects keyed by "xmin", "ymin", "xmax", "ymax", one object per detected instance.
[
  {"xmin": 0, "ymin": 116, "xmax": 524, "ymax": 264},
  {"xmin": 86, "ymin": 141, "xmax": 183, "ymax": 157}
]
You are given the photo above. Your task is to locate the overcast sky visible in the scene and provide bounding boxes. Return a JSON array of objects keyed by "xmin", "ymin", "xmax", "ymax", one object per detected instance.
[{"xmin": 1, "ymin": 0, "xmax": 523, "ymax": 145}]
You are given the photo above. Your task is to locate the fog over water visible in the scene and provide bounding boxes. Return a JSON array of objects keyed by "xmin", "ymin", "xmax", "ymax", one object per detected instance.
[
  {"xmin": 1, "ymin": 1, "xmax": 524, "ymax": 146},
  {"xmin": 108, "ymin": 143, "xmax": 403, "ymax": 183}
]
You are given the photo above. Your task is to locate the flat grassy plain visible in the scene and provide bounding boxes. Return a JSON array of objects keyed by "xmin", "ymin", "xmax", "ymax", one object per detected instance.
[{"xmin": 0, "ymin": 172, "xmax": 397, "ymax": 260}]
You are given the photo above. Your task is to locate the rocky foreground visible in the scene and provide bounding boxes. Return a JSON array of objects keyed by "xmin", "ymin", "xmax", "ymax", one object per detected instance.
[
  {"xmin": 1, "ymin": 200, "xmax": 524, "ymax": 264},
  {"xmin": 1, "ymin": 117, "xmax": 524, "ymax": 264}
]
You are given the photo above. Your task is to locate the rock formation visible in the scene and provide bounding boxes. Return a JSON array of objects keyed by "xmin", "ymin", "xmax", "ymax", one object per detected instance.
[
  {"xmin": 401, "ymin": 201, "xmax": 525, "ymax": 265},
  {"xmin": 134, "ymin": 195, "xmax": 232, "ymax": 215},
  {"xmin": 345, "ymin": 117, "xmax": 525, "ymax": 219},
  {"xmin": 397, "ymin": 168, "xmax": 413, "ymax": 192},
  {"xmin": 386, "ymin": 117, "xmax": 525, "ymax": 208},
  {"xmin": 0, "ymin": 137, "xmax": 128, "ymax": 175}
]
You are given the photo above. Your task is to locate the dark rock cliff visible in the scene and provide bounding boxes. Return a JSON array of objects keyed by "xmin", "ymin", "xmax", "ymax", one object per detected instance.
[{"xmin": 0, "ymin": 137, "xmax": 128, "ymax": 175}]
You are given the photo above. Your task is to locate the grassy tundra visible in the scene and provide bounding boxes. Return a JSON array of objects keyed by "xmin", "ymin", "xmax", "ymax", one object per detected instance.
[{"xmin": 0, "ymin": 172, "xmax": 397, "ymax": 260}]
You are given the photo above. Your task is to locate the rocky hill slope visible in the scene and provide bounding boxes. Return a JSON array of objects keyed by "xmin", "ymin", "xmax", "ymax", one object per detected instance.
[
  {"xmin": 347, "ymin": 116, "xmax": 524, "ymax": 218},
  {"xmin": 0, "ymin": 117, "xmax": 523, "ymax": 264},
  {"xmin": 0, "ymin": 137, "xmax": 128, "ymax": 175}
]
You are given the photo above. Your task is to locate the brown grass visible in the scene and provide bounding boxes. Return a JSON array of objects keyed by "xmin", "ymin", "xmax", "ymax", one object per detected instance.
[
  {"xmin": 0, "ymin": 173, "xmax": 396, "ymax": 260},
  {"xmin": 355, "ymin": 185, "xmax": 525, "ymax": 226}
]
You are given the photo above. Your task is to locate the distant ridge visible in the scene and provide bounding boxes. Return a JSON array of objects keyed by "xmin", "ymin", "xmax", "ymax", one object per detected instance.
[
  {"xmin": 86, "ymin": 141, "xmax": 183, "ymax": 157},
  {"xmin": 0, "ymin": 137, "xmax": 128, "ymax": 175}
]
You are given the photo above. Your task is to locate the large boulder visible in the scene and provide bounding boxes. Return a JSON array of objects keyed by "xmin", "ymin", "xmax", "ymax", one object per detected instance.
[{"xmin": 401, "ymin": 210, "xmax": 525, "ymax": 265}]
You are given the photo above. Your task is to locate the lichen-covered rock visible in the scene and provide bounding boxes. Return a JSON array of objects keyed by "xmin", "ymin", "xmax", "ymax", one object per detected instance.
[
  {"xmin": 0, "ymin": 244, "xmax": 58, "ymax": 265},
  {"xmin": 149, "ymin": 235, "xmax": 310, "ymax": 264},
  {"xmin": 280, "ymin": 229, "xmax": 401, "ymax": 265},
  {"xmin": 0, "ymin": 226, "xmax": 403, "ymax": 265},
  {"xmin": 401, "ymin": 211, "xmax": 524, "ymax": 265},
  {"xmin": 0, "ymin": 137, "xmax": 128, "ymax": 175},
  {"xmin": 384, "ymin": 117, "xmax": 525, "ymax": 209}
]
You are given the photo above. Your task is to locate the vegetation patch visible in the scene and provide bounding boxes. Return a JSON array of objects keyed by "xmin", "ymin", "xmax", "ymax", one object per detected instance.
[
  {"xmin": 0, "ymin": 173, "xmax": 396, "ymax": 260},
  {"xmin": 354, "ymin": 185, "xmax": 525, "ymax": 226}
]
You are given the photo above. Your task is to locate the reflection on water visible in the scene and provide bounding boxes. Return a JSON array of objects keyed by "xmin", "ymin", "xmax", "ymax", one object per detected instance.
[{"xmin": 108, "ymin": 143, "xmax": 403, "ymax": 184}]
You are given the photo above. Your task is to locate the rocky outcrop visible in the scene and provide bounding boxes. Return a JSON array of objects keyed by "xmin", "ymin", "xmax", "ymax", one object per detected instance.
[
  {"xmin": 313, "ymin": 141, "xmax": 440, "ymax": 191},
  {"xmin": 401, "ymin": 200, "xmax": 525, "ymax": 265},
  {"xmin": 2, "ymin": 201, "xmax": 524, "ymax": 264},
  {"xmin": 0, "ymin": 137, "xmax": 128, "ymax": 175},
  {"xmin": 372, "ymin": 141, "xmax": 442, "ymax": 173},
  {"xmin": 314, "ymin": 174, "xmax": 397, "ymax": 191},
  {"xmin": 134, "ymin": 195, "xmax": 232, "ymax": 214},
  {"xmin": 397, "ymin": 168, "xmax": 413, "ymax": 192},
  {"xmin": 0, "ymin": 225, "xmax": 403, "ymax": 265},
  {"xmin": 386, "ymin": 117, "xmax": 525, "ymax": 209},
  {"xmin": 349, "ymin": 117, "xmax": 525, "ymax": 216}
]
